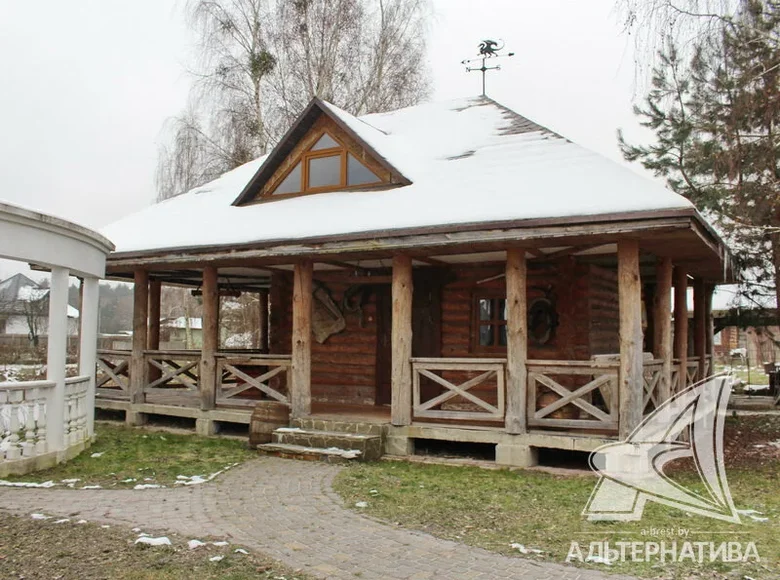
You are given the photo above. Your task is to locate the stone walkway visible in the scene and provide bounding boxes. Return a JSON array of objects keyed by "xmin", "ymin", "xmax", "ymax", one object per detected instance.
[{"xmin": 0, "ymin": 457, "xmax": 629, "ymax": 580}]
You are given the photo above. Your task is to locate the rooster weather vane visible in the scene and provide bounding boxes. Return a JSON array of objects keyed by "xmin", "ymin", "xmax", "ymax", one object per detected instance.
[{"xmin": 462, "ymin": 39, "xmax": 514, "ymax": 97}]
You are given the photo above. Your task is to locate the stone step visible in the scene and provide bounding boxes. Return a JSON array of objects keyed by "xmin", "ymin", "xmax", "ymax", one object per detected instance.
[
  {"xmin": 291, "ymin": 417, "xmax": 386, "ymax": 437},
  {"xmin": 257, "ymin": 443, "xmax": 363, "ymax": 464},
  {"xmin": 272, "ymin": 427, "xmax": 383, "ymax": 460}
]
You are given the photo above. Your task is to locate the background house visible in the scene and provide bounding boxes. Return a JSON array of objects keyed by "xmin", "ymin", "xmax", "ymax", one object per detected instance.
[{"xmin": 0, "ymin": 273, "xmax": 79, "ymax": 342}]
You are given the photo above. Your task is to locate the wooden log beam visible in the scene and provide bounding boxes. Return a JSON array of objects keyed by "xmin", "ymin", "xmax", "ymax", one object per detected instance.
[
  {"xmin": 618, "ymin": 240, "xmax": 643, "ymax": 439},
  {"xmin": 391, "ymin": 254, "xmax": 413, "ymax": 426},
  {"xmin": 693, "ymin": 278, "xmax": 707, "ymax": 380},
  {"xmin": 505, "ymin": 248, "xmax": 528, "ymax": 434},
  {"xmin": 200, "ymin": 266, "xmax": 219, "ymax": 411},
  {"xmin": 259, "ymin": 290, "xmax": 269, "ymax": 352},
  {"xmin": 674, "ymin": 267, "xmax": 689, "ymax": 389},
  {"xmin": 291, "ymin": 260, "xmax": 313, "ymax": 418},
  {"xmin": 654, "ymin": 257, "xmax": 673, "ymax": 403},
  {"xmin": 147, "ymin": 280, "xmax": 162, "ymax": 383},
  {"xmin": 130, "ymin": 270, "xmax": 149, "ymax": 405}
]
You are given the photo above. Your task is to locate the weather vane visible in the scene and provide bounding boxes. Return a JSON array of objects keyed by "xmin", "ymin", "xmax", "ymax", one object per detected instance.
[{"xmin": 461, "ymin": 39, "xmax": 514, "ymax": 97}]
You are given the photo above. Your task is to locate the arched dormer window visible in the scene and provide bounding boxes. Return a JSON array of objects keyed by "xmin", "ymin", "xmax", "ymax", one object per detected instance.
[{"xmin": 270, "ymin": 131, "xmax": 383, "ymax": 197}]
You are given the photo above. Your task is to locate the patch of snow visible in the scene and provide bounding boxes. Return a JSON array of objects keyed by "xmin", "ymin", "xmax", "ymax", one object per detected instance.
[
  {"xmin": 211, "ymin": 541, "xmax": 229, "ymax": 547},
  {"xmin": 585, "ymin": 554, "xmax": 613, "ymax": 565},
  {"xmin": 76, "ymin": 519, "xmax": 88, "ymax": 524},
  {"xmin": 81, "ymin": 485, "xmax": 102, "ymax": 489},
  {"xmin": 188, "ymin": 539, "xmax": 207, "ymax": 550},
  {"xmin": 355, "ymin": 501, "xmax": 368, "ymax": 508},
  {"xmin": 369, "ymin": 489, "xmax": 379, "ymax": 495},
  {"xmin": 121, "ymin": 478, "xmax": 137, "ymax": 483},
  {"xmin": 135, "ymin": 536, "xmax": 172, "ymax": 547},
  {"xmin": 133, "ymin": 484, "xmax": 164, "ymax": 490},
  {"xmin": 60, "ymin": 478, "xmax": 79, "ymax": 484},
  {"xmin": 90, "ymin": 452, "xmax": 104, "ymax": 458},
  {"xmin": 324, "ymin": 447, "xmax": 361, "ymax": 459},
  {"xmin": 101, "ymin": 525, "xmax": 110, "ymax": 529},
  {"xmin": 0, "ymin": 480, "xmax": 56, "ymax": 488},
  {"xmin": 510, "ymin": 543, "xmax": 544, "ymax": 555},
  {"xmin": 234, "ymin": 548, "xmax": 249, "ymax": 555},
  {"xmin": 132, "ymin": 527, "xmax": 142, "ymax": 533},
  {"xmin": 209, "ymin": 555, "xmax": 225, "ymax": 562},
  {"xmin": 174, "ymin": 463, "xmax": 240, "ymax": 486},
  {"xmin": 274, "ymin": 427, "xmax": 304, "ymax": 433},
  {"xmin": 54, "ymin": 519, "xmax": 70, "ymax": 524},
  {"xmin": 30, "ymin": 513, "xmax": 50, "ymax": 520}
]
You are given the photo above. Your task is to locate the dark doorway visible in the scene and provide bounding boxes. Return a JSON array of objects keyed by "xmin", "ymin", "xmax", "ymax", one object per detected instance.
[{"xmin": 375, "ymin": 269, "xmax": 446, "ymax": 406}]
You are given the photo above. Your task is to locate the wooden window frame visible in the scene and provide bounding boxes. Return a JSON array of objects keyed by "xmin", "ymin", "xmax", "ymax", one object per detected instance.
[
  {"xmin": 268, "ymin": 130, "xmax": 383, "ymax": 199},
  {"xmin": 471, "ymin": 292, "xmax": 508, "ymax": 353}
]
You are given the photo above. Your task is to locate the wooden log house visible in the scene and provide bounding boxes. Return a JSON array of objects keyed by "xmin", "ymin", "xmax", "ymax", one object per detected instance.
[{"xmin": 97, "ymin": 96, "xmax": 732, "ymax": 466}]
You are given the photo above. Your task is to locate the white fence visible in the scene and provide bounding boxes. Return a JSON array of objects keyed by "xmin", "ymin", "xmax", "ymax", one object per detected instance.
[{"xmin": 0, "ymin": 375, "xmax": 92, "ymax": 474}]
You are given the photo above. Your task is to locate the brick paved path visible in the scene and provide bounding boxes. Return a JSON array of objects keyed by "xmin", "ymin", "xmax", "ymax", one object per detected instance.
[{"xmin": 0, "ymin": 457, "xmax": 629, "ymax": 580}]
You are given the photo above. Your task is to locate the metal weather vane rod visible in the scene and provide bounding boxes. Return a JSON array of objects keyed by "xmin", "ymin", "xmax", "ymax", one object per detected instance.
[{"xmin": 462, "ymin": 39, "xmax": 515, "ymax": 97}]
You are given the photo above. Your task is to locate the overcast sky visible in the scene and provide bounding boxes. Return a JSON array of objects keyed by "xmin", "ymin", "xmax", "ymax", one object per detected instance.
[{"xmin": 0, "ymin": 0, "xmax": 651, "ymax": 279}]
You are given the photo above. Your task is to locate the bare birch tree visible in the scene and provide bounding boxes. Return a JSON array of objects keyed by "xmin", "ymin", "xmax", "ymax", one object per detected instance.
[{"xmin": 156, "ymin": 0, "xmax": 430, "ymax": 201}]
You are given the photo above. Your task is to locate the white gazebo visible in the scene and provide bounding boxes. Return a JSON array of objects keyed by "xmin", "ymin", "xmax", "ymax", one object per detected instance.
[{"xmin": 0, "ymin": 201, "xmax": 114, "ymax": 476}]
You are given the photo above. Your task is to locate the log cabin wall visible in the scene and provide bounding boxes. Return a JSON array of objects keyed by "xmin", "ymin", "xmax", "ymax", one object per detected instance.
[
  {"xmin": 588, "ymin": 264, "xmax": 620, "ymax": 356},
  {"xmin": 266, "ymin": 260, "xmax": 610, "ymax": 408}
]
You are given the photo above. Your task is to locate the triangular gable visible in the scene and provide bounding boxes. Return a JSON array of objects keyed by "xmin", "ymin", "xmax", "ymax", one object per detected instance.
[{"xmin": 233, "ymin": 98, "xmax": 410, "ymax": 205}]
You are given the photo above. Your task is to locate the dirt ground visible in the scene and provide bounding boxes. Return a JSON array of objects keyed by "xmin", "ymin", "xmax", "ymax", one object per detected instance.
[{"xmin": 0, "ymin": 512, "xmax": 308, "ymax": 580}]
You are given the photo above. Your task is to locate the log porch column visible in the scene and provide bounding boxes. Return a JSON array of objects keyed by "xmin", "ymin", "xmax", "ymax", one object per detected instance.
[
  {"xmin": 259, "ymin": 290, "xmax": 269, "ymax": 352},
  {"xmin": 673, "ymin": 268, "xmax": 688, "ymax": 389},
  {"xmin": 505, "ymin": 248, "xmax": 528, "ymax": 434},
  {"xmin": 653, "ymin": 257, "xmax": 673, "ymax": 403},
  {"xmin": 147, "ymin": 279, "xmax": 162, "ymax": 383},
  {"xmin": 693, "ymin": 278, "xmax": 707, "ymax": 380},
  {"xmin": 129, "ymin": 269, "xmax": 148, "ymax": 406},
  {"xmin": 200, "ymin": 266, "xmax": 219, "ymax": 411},
  {"xmin": 618, "ymin": 240, "xmax": 644, "ymax": 439},
  {"xmin": 291, "ymin": 260, "xmax": 313, "ymax": 418},
  {"xmin": 705, "ymin": 284, "xmax": 714, "ymax": 362},
  {"xmin": 391, "ymin": 255, "xmax": 413, "ymax": 426}
]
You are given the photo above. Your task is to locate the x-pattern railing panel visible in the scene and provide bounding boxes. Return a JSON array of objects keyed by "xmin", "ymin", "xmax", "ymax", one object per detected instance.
[
  {"xmin": 526, "ymin": 361, "xmax": 619, "ymax": 431},
  {"xmin": 96, "ymin": 350, "xmax": 130, "ymax": 393},
  {"xmin": 411, "ymin": 359, "xmax": 505, "ymax": 421},
  {"xmin": 144, "ymin": 352, "xmax": 200, "ymax": 392},
  {"xmin": 216, "ymin": 354, "xmax": 291, "ymax": 408}
]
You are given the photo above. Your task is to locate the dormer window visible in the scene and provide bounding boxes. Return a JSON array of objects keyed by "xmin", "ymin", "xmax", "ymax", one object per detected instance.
[
  {"xmin": 232, "ymin": 99, "xmax": 411, "ymax": 206},
  {"xmin": 270, "ymin": 131, "xmax": 382, "ymax": 197}
]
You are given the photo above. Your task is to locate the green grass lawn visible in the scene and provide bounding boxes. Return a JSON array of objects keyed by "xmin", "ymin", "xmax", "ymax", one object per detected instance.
[
  {"xmin": 334, "ymin": 417, "xmax": 780, "ymax": 579},
  {"xmin": 3, "ymin": 422, "xmax": 255, "ymax": 489},
  {"xmin": 715, "ymin": 363, "xmax": 770, "ymax": 386}
]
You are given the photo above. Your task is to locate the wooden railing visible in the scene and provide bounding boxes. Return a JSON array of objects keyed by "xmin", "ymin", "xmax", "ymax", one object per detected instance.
[
  {"xmin": 643, "ymin": 359, "xmax": 664, "ymax": 413},
  {"xmin": 686, "ymin": 357, "xmax": 700, "ymax": 385},
  {"xmin": 527, "ymin": 360, "xmax": 619, "ymax": 432},
  {"xmin": 143, "ymin": 350, "xmax": 200, "ymax": 394},
  {"xmin": 96, "ymin": 349, "xmax": 131, "ymax": 399},
  {"xmin": 0, "ymin": 379, "xmax": 55, "ymax": 462},
  {"xmin": 411, "ymin": 358, "xmax": 506, "ymax": 421},
  {"xmin": 216, "ymin": 353, "xmax": 292, "ymax": 408}
]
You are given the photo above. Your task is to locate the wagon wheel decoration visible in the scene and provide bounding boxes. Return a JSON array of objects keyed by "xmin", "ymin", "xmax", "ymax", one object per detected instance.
[{"xmin": 528, "ymin": 297, "xmax": 558, "ymax": 346}]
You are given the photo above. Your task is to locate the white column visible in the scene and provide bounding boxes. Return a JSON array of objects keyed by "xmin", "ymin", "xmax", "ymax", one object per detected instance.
[
  {"xmin": 79, "ymin": 276, "xmax": 99, "ymax": 438},
  {"xmin": 46, "ymin": 267, "xmax": 69, "ymax": 451}
]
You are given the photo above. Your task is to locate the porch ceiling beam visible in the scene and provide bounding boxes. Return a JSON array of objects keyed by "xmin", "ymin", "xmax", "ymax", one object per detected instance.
[
  {"xmin": 410, "ymin": 255, "xmax": 449, "ymax": 266},
  {"xmin": 532, "ymin": 243, "xmax": 611, "ymax": 261}
]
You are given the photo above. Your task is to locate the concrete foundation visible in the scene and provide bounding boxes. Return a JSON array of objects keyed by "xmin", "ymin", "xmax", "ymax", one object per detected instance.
[
  {"xmin": 125, "ymin": 409, "xmax": 148, "ymax": 426},
  {"xmin": 495, "ymin": 442, "xmax": 538, "ymax": 468},
  {"xmin": 385, "ymin": 434, "xmax": 415, "ymax": 456},
  {"xmin": 196, "ymin": 417, "xmax": 219, "ymax": 436}
]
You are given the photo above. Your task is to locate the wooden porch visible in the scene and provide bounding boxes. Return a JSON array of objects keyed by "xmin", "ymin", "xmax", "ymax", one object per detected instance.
[{"xmin": 96, "ymin": 236, "xmax": 721, "ymax": 463}]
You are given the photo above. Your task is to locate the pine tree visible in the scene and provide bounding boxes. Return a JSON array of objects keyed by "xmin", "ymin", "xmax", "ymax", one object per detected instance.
[{"xmin": 621, "ymin": 0, "xmax": 780, "ymax": 316}]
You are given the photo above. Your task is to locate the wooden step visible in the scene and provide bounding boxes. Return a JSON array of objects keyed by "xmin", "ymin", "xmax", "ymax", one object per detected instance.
[
  {"xmin": 291, "ymin": 417, "xmax": 386, "ymax": 437},
  {"xmin": 272, "ymin": 427, "xmax": 383, "ymax": 460},
  {"xmin": 257, "ymin": 443, "xmax": 363, "ymax": 464}
]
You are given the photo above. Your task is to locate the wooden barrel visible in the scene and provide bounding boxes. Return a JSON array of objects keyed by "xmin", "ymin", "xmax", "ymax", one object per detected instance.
[
  {"xmin": 249, "ymin": 401, "xmax": 291, "ymax": 447},
  {"xmin": 536, "ymin": 391, "xmax": 579, "ymax": 420}
]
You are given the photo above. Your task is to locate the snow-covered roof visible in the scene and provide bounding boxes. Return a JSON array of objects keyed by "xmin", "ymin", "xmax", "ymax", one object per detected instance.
[{"xmin": 103, "ymin": 96, "xmax": 694, "ymax": 255}]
